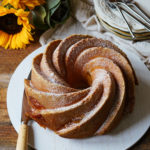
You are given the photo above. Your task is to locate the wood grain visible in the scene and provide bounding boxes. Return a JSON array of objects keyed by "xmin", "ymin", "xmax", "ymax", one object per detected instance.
[
  {"xmin": 0, "ymin": 32, "xmax": 150, "ymax": 150},
  {"xmin": 0, "ymin": 32, "xmax": 41, "ymax": 149},
  {"xmin": 0, "ymin": 88, "xmax": 17, "ymax": 147}
]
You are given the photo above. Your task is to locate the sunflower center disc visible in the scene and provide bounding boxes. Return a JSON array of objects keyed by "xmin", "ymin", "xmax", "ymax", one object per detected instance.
[{"xmin": 0, "ymin": 13, "xmax": 23, "ymax": 34}]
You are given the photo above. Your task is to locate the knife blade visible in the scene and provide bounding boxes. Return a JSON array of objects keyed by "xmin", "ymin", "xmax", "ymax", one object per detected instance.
[
  {"xmin": 16, "ymin": 71, "xmax": 32, "ymax": 150},
  {"xmin": 21, "ymin": 71, "xmax": 32, "ymax": 124}
]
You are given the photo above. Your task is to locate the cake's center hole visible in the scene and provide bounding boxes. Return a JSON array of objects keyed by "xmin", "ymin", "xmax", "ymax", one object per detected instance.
[{"xmin": 67, "ymin": 72, "xmax": 90, "ymax": 90}]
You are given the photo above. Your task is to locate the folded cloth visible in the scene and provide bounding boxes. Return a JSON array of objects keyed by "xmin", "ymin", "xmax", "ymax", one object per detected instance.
[{"xmin": 39, "ymin": 0, "xmax": 150, "ymax": 70}]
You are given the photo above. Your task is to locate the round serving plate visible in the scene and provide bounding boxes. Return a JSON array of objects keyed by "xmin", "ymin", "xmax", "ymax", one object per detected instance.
[
  {"xmin": 94, "ymin": 0, "xmax": 150, "ymax": 33},
  {"xmin": 7, "ymin": 45, "xmax": 150, "ymax": 150},
  {"xmin": 100, "ymin": 19, "xmax": 150, "ymax": 40}
]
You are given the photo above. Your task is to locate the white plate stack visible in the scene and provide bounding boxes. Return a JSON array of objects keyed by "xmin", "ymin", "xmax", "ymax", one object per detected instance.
[{"xmin": 94, "ymin": 0, "xmax": 150, "ymax": 40}]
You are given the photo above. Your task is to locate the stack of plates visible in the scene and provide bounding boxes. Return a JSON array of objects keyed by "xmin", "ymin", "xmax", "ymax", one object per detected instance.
[{"xmin": 93, "ymin": 0, "xmax": 150, "ymax": 40}]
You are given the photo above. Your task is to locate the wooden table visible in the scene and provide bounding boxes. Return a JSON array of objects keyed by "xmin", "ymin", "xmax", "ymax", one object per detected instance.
[{"xmin": 0, "ymin": 33, "xmax": 150, "ymax": 150}]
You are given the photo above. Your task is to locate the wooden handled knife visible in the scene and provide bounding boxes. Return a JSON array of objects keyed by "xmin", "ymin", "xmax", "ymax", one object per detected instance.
[{"xmin": 16, "ymin": 72, "xmax": 32, "ymax": 150}]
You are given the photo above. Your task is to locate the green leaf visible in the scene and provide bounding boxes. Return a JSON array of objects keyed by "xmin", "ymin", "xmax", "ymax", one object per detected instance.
[
  {"xmin": 50, "ymin": 0, "xmax": 70, "ymax": 25},
  {"xmin": 46, "ymin": 10, "xmax": 51, "ymax": 27},
  {"xmin": 32, "ymin": 0, "xmax": 70, "ymax": 30},
  {"xmin": 32, "ymin": 6, "xmax": 49, "ymax": 30},
  {"xmin": 46, "ymin": 2, "xmax": 61, "ymax": 28},
  {"xmin": 50, "ymin": 1, "xmax": 61, "ymax": 15},
  {"xmin": 47, "ymin": 0, "xmax": 60, "ymax": 10}
]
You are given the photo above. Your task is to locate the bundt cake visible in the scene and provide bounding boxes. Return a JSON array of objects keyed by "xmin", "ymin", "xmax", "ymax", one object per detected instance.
[{"xmin": 24, "ymin": 34, "xmax": 137, "ymax": 138}]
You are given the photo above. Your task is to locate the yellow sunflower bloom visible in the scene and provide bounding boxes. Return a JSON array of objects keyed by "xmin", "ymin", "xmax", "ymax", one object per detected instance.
[
  {"xmin": 0, "ymin": 6, "xmax": 34, "ymax": 49},
  {"xmin": 2, "ymin": 0, "xmax": 45, "ymax": 9}
]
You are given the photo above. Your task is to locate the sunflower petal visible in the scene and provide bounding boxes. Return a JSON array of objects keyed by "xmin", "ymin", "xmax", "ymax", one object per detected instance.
[
  {"xmin": 0, "ymin": 7, "xmax": 34, "ymax": 49},
  {"xmin": 0, "ymin": 31, "xmax": 9, "ymax": 48},
  {"xmin": 2, "ymin": 0, "xmax": 45, "ymax": 9}
]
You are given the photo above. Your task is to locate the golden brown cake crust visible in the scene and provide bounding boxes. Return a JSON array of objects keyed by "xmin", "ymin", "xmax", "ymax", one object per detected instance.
[{"xmin": 24, "ymin": 34, "xmax": 137, "ymax": 138}]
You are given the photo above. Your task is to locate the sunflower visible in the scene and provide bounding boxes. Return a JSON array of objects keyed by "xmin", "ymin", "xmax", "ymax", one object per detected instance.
[
  {"xmin": 0, "ymin": 6, "xmax": 34, "ymax": 49},
  {"xmin": 2, "ymin": 0, "xmax": 45, "ymax": 9}
]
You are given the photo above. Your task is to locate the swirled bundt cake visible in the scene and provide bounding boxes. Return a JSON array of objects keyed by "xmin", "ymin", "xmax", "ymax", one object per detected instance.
[{"xmin": 24, "ymin": 34, "xmax": 137, "ymax": 138}]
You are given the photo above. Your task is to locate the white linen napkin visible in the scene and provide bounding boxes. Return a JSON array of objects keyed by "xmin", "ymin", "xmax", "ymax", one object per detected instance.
[{"xmin": 39, "ymin": 0, "xmax": 150, "ymax": 70}]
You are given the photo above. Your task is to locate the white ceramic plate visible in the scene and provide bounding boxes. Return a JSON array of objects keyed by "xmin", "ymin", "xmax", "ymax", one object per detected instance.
[
  {"xmin": 7, "ymin": 45, "xmax": 150, "ymax": 150},
  {"xmin": 94, "ymin": 0, "xmax": 150, "ymax": 32},
  {"xmin": 100, "ymin": 19, "xmax": 150, "ymax": 40}
]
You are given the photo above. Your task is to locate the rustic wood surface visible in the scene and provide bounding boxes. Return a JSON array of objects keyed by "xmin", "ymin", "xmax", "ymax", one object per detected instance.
[{"xmin": 0, "ymin": 33, "xmax": 150, "ymax": 150}]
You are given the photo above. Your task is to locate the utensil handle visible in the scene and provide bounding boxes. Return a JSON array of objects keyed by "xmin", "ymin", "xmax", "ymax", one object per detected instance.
[
  {"xmin": 16, "ymin": 123, "xmax": 28, "ymax": 150},
  {"xmin": 120, "ymin": 3, "xmax": 150, "ymax": 26},
  {"xmin": 116, "ymin": 5, "xmax": 135, "ymax": 39}
]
